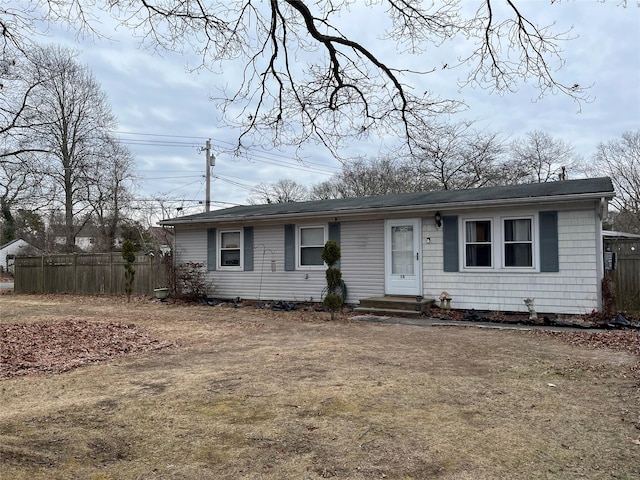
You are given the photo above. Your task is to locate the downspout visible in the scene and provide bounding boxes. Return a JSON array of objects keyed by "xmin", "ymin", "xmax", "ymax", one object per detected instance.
[{"xmin": 595, "ymin": 197, "xmax": 607, "ymax": 312}]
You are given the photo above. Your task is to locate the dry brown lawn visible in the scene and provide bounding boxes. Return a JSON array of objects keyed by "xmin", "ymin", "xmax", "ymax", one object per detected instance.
[{"xmin": 1, "ymin": 295, "xmax": 639, "ymax": 480}]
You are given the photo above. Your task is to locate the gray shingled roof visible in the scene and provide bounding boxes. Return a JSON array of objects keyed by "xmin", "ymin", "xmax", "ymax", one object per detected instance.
[{"xmin": 161, "ymin": 177, "xmax": 614, "ymax": 225}]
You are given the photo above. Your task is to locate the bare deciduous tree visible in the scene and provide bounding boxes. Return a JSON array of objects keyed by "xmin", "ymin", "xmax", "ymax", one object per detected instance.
[
  {"xmin": 508, "ymin": 130, "xmax": 580, "ymax": 183},
  {"xmin": 248, "ymin": 178, "xmax": 309, "ymax": 204},
  {"xmin": 24, "ymin": 45, "xmax": 134, "ymax": 251},
  {"xmin": 87, "ymin": 139, "xmax": 137, "ymax": 251},
  {"xmin": 0, "ymin": 48, "xmax": 53, "ymax": 243},
  {"xmin": 2, "ymin": 1, "xmax": 607, "ymax": 157},
  {"xmin": 0, "ymin": 153, "xmax": 40, "ymax": 244},
  {"xmin": 412, "ymin": 121, "xmax": 506, "ymax": 190},
  {"xmin": 310, "ymin": 156, "xmax": 420, "ymax": 199},
  {"xmin": 593, "ymin": 130, "xmax": 640, "ymax": 233},
  {"xmin": 307, "ymin": 180, "xmax": 342, "ymax": 201}
]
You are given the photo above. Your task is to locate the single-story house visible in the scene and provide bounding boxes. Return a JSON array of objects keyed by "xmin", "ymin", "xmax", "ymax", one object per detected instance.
[
  {"xmin": 49, "ymin": 225, "xmax": 125, "ymax": 252},
  {"xmin": 0, "ymin": 238, "xmax": 42, "ymax": 273},
  {"xmin": 161, "ymin": 177, "xmax": 615, "ymax": 315}
]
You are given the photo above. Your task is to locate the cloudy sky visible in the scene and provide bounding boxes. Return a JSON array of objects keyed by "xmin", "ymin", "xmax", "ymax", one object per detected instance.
[{"xmin": 43, "ymin": 1, "xmax": 640, "ymax": 216}]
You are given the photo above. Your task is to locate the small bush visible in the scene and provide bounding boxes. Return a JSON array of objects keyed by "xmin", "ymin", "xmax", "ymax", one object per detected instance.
[
  {"xmin": 321, "ymin": 241, "xmax": 341, "ymax": 266},
  {"xmin": 121, "ymin": 240, "xmax": 136, "ymax": 303},
  {"xmin": 325, "ymin": 268, "xmax": 342, "ymax": 288},
  {"xmin": 323, "ymin": 293, "xmax": 343, "ymax": 313},
  {"xmin": 174, "ymin": 262, "xmax": 213, "ymax": 301},
  {"xmin": 322, "ymin": 240, "xmax": 343, "ymax": 320}
]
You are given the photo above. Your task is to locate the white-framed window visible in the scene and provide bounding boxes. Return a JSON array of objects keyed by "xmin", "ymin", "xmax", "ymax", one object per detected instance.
[
  {"xmin": 464, "ymin": 219, "xmax": 492, "ymax": 268},
  {"xmin": 218, "ymin": 229, "xmax": 242, "ymax": 269},
  {"xmin": 503, "ymin": 217, "xmax": 533, "ymax": 268},
  {"xmin": 298, "ymin": 225, "xmax": 326, "ymax": 268},
  {"xmin": 460, "ymin": 214, "xmax": 537, "ymax": 272}
]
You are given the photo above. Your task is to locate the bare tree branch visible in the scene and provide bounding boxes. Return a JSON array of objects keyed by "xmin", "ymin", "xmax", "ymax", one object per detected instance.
[
  {"xmin": 593, "ymin": 130, "xmax": 640, "ymax": 233},
  {"xmin": 2, "ymin": 1, "xmax": 625, "ymax": 158}
]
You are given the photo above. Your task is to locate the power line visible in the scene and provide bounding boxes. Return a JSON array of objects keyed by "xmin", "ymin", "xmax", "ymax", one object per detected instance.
[
  {"xmin": 163, "ymin": 178, "xmax": 204, "ymax": 195},
  {"xmin": 131, "ymin": 199, "xmax": 243, "ymax": 206},
  {"xmin": 242, "ymin": 154, "xmax": 335, "ymax": 175},
  {"xmin": 113, "ymin": 130, "xmax": 340, "ymax": 207},
  {"xmin": 144, "ymin": 175, "xmax": 204, "ymax": 180},
  {"xmin": 113, "ymin": 129, "xmax": 340, "ymax": 174},
  {"xmin": 137, "ymin": 170, "xmax": 202, "ymax": 173},
  {"xmin": 117, "ymin": 140, "xmax": 199, "ymax": 148},
  {"xmin": 114, "ymin": 130, "xmax": 207, "ymax": 140},
  {"xmin": 213, "ymin": 174, "xmax": 255, "ymax": 191}
]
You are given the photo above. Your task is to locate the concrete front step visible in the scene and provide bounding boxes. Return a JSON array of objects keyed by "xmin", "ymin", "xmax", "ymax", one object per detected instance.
[
  {"xmin": 355, "ymin": 296, "xmax": 435, "ymax": 317},
  {"xmin": 352, "ymin": 307, "xmax": 427, "ymax": 318}
]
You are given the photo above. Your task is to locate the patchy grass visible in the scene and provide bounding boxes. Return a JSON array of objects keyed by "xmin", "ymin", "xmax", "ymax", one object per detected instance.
[{"xmin": 0, "ymin": 295, "xmax": 639, "ymax": 480}]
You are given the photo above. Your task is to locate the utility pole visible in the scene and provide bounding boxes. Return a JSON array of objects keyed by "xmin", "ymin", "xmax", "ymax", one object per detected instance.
[{"xmin": 204, "ymin": 139, "xmax": 214, "ymax": 212}]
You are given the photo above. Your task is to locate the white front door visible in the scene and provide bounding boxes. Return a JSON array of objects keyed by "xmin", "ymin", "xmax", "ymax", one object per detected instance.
[{"xmin": 385, "ymin": 219, "xmax": 422, "ymax": 296}]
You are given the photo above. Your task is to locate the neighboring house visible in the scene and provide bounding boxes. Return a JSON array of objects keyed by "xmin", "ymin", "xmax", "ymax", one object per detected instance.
[
  {"xmin": 50, "ymin": 225, "xmax": 124, "ymax": 252},
  {"xmin": 161, "ymin": 177, "xmax": 616, "ymax": 315},
  {"xmin": 0, "ymin": 239, "xmax": 42, "ymax": 273},
  {"xmin": 51, "ymin": 225, "xmax": 99, "ymax": 251},
  {"xmin": 150, "ymin": 226, "xmax": 174, "ymax": 255}
]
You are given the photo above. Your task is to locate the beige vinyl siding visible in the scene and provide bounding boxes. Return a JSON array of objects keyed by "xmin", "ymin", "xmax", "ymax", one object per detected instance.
[
  {"xmin": 174, "ymin": 228, "xmax": 207, "ymax": 264},
  {"xmin": 340, "ymin": 220, "xmax": 385, "ymax": 302},
  {"xmin": 174, "ymin": 220, "xmax": 385, "ymax": 303},
  {"xmin": 176, "ymin": 224, "xmax": 324, "ymax": 301},
  {"xmin": 423, "ymin": 208, "xmax": 601, "ymax": 315}
]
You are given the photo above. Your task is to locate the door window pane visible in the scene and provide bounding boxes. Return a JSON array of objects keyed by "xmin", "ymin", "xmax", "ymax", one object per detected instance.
[{"xmin": 392, "ymin": 225, "xmax": 414, "ymax": 275}]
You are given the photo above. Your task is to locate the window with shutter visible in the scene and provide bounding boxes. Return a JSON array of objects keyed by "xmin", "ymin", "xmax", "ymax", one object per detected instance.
[{"xmin": 443, "ymin": 211, "xmax": 557, "ymax": 273}]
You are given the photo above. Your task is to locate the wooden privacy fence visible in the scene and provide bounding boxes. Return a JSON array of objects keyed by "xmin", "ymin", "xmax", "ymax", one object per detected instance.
[
  {"xmin": 14, "ymin": 253, "xmax": 169, "ymax": 295},
  {"xmin": 605, "ymin": 238, "xmax": 640, "ymax": 312}
]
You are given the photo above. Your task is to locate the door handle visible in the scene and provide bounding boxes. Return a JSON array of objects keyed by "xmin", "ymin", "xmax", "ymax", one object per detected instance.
[{"xmin": 416, "ymin": 252, "xmax": 419, "ymax": 260}]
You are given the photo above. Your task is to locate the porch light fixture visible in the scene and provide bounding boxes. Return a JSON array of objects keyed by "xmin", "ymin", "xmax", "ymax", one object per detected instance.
[{"xmin": 434, "ymin": 211, "xmax": 442, "ymax": 228}]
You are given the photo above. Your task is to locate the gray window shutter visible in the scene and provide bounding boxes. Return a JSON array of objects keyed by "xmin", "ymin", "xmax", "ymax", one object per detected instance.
[
  {"xmin": 207, "ymin": 228, "xmax": 217, "ymax": 271},
  {"xmin": 243, "ymin": 226, "xmax": 254, "ymax": 271},
  {"xmin": 284, "ymin": 224, "xmax": 295, "ymax": 271},
  {"xmin": 328, "ymin": 222, "xmax": 341, "ymax": 269},
  {"xmin": 443, "ymin": 215, "xmax": 459, "ymax": 272},
  {"xmin": 328, "ymin": 222, "xmax": 341, "ymax": 244},
  {"xmin": 539, "ymin": 211, "xmax": 559, "ymax": 272}
]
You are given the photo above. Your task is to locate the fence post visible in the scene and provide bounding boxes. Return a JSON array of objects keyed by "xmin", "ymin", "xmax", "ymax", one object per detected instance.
[
  {"xmin": 109, "ymin": 252, "xmax": 113, "ymax": 294},
  {"xmin": 149, "ymin": 254, "xmax": 154, "ymax": 295}
]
